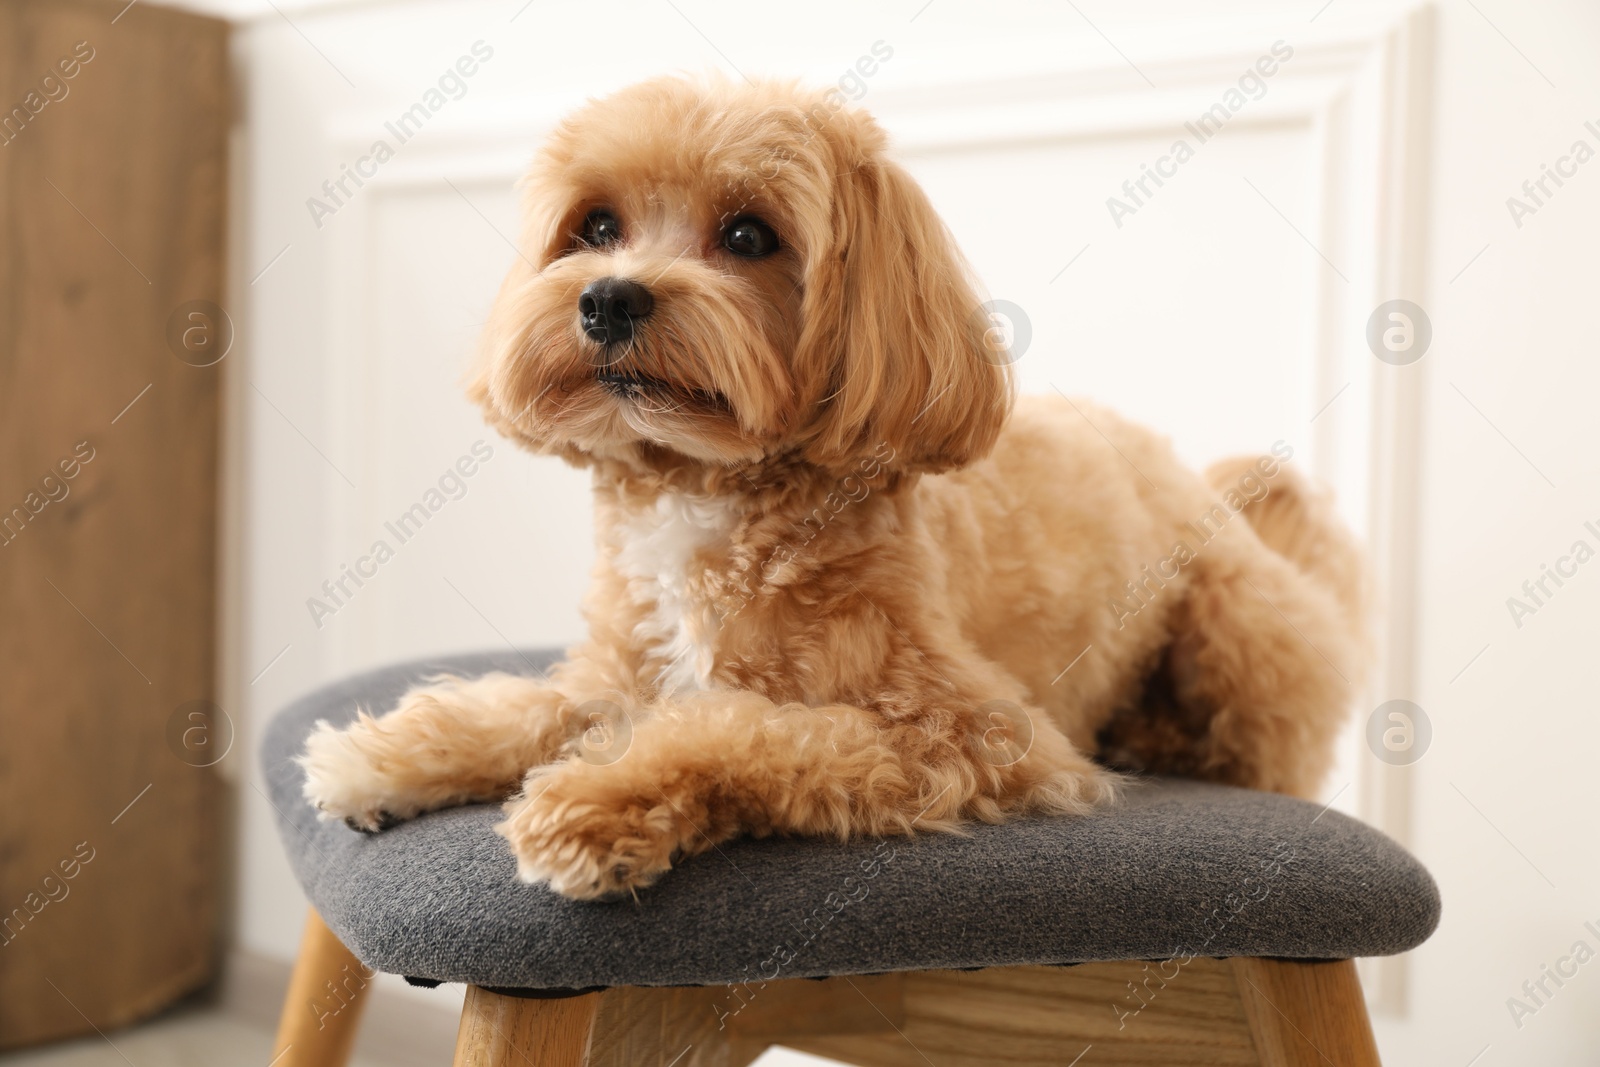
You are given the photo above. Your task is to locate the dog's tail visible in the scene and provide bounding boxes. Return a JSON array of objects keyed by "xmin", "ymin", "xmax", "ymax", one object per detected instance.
[{"xmin": 1203, "ymin": 455, "xmax": 1370, "ymax": 650}]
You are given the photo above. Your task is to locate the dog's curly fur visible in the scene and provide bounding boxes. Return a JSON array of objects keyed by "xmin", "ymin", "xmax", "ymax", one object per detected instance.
[{"xmin": 300, "ymin": 76, "xmax": 1368, "ymax": 900}]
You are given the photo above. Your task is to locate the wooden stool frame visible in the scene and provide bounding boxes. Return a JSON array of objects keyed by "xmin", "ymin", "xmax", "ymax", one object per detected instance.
[{"xmin": 273, "ymin": 909, "xmax": 1381, "ymax": 1066}]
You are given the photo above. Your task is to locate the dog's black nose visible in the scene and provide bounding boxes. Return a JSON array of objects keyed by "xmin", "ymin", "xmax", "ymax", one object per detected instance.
[{"xmin": 578, "ymin": 277, "xmax": 653, "ymax": 344}]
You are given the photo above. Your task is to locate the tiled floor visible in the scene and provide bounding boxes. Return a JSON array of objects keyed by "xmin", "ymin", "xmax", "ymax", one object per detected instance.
[{"xmin": 0, "ymin": 1008, "xmax": 845, "ymax": 1067}]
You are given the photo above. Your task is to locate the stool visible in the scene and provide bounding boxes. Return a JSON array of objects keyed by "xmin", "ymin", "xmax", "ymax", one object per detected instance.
[{"xmin": 261, "ymin": 650, "xmax": 1439, "ymax": 1066}]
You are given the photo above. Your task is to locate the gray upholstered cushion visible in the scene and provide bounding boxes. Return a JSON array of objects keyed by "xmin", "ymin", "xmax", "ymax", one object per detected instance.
[{"xmin": 261, "ymin": 650, "xmax": 1440, "ymax": 990}]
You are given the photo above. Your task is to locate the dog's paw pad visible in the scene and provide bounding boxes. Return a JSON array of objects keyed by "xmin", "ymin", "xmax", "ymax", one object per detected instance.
[{"xmin": 341, "ymin": 810, "xmax": 400, "ymax": 834}]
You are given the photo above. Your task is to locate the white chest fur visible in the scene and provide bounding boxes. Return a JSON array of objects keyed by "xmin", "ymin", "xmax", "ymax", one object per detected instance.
[{"xmin": 611, "ymin": 493, "xmax": 739, "ymax": 693}]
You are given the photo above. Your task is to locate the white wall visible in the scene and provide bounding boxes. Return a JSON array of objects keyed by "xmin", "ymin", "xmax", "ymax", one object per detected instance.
[
  {"xmin": 1386, "ymin": 1, "xmax": 1600, "ymax": 1061},
  {"xmin": 203, "ymin": 0, "xmax": 1600, "ymax": 1062}
]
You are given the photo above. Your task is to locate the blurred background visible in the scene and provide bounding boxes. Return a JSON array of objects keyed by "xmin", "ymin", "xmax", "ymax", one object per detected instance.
[{"xmin": 0, "ymin": 0, "xmax": 1595, "ymax": 1063}]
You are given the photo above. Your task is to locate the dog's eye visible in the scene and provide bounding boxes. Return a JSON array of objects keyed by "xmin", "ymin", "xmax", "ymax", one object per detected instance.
[
  {"xmin": 723, "ymin": 216, "xmax": 778, "ymax": 258},
  {"xmin": 580, "ymin": 210, "xmax": 622, "ymax": 248}
]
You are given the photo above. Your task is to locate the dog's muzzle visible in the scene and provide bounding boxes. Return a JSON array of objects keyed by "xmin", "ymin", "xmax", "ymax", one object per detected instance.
[{"xmin": 579, "ymin": 276, "xmax": 653, "ymax": 346}]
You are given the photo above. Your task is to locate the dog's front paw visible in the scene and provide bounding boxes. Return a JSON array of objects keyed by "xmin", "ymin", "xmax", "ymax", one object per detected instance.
[
  {"xmin": 299, "ymin": 718, "xmax": 419, "ymax": 833},
  {"xmin": 496, "ymin": 767, "xmax": 693, "ymax": 900}
]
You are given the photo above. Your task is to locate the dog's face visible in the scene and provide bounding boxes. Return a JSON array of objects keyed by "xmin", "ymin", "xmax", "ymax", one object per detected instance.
[{"xmin": 470, "ymin": 76, "xmax": 1011, "ymax": 475}]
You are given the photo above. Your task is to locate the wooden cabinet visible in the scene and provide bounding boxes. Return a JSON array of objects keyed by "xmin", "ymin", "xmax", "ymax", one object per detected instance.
[{"xmin": 0, "ymin": 0, "xmax": 227, "ymax": 1048}]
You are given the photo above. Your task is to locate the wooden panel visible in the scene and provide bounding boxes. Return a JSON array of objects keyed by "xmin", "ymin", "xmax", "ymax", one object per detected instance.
[
  {"xmin": 0, "ymin": 0, "xmax": 227, "ymax": 1049},
  {"xmin": 584, "ymin": 959, "xmax": 1382, "ymax": 1065},
  {"xmin": 716, "ymin": 971, "xmax": 903, "ymax": 1040},
  {"xmin": 784, "ymin": 961, "xmax": 1259, "ymax": 1067},
  {"xmin": 588, "ymin": 974, "xmax": 904, "ymax": 1067},
  {"xmin": 589, "ymin": 985, "xmax": 732, "ymax": 1067}
]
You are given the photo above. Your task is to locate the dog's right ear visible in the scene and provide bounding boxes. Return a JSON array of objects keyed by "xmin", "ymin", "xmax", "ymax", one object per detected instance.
[
  {"xmin": 465, "ymin": 254, "xmax": 535, "ymax": 442},
  {"xmin": 464, "ymin": 131, "xmax": 591, "ymax": 447},
  {"xmin": 791, "ymin": 106, "xmax": 1013, "ymax": 475}
]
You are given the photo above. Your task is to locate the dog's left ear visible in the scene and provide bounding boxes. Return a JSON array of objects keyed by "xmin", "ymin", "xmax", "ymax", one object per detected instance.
[{"xmin": 794, "ymin": 119, "xmax": 1012, "ymax": 474}]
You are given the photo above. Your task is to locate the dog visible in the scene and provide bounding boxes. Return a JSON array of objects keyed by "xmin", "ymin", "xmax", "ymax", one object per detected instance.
[{"xmin": 300, "ymin": 75, "xmax": 1367, "ymax": 901}]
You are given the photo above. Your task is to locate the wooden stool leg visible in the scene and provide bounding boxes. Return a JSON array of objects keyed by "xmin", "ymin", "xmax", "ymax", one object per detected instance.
[
  {"xmin": 1231, "ymin": 958, "xmax": 1381, "ymax": 1066},
  {"xmin": 453, "ymin": 986, "xmax": 599, "ymax": 1066},
  {"xmin": 271, "ymin": 909, "xmax": 376, "ymax": 1067}
]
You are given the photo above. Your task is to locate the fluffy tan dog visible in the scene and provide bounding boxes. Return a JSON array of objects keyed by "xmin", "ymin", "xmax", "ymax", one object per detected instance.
[{"xmin": 300, "ymin": 76, "xmax": 1367, "ymax": 901}]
